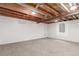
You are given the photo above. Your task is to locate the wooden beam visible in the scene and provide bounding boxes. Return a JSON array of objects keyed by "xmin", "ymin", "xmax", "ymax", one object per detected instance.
[
  {"xmin": 41, "ymin": 10, "xmax": 79, "ymax": 22},
  {"xmin": 42, "ymin": 3, "xmax": 59, "ymax": 16},
  {"xmin": 0, "ymin": 7, "xmax": 44, "ymax": 22},
  {"xmin": 45, "ymin": 3, "xmax": 61, "ymax": 15},
  {"xmin": 0, "ymin": 3, "xmax": 47, "ymax": 20},
  {"xmin": 38, "ymin": 7, "xmax": 55, "ymax": 17},
  {"xmin": 24, "ymin": 3, "xmax": 53, "ymax": 18}
]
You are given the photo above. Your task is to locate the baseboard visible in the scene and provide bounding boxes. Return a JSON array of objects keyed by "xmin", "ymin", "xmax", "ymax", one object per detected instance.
[
  {"xmin": 50, "ymin": 37, "xmax": 79, "ymax": 44},
  {"xmin": 1, "ymin": 37, "xmax": 79, "ymax": 45},
  {"xmin": 0, "ymin": 37, "xmax": 48, "ymax": 45}
]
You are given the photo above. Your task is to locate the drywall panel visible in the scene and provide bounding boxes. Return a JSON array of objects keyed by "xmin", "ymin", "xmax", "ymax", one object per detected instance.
[
  {"xmin": 0, "ymin": 16, "xmax": 46, "ymax": 44},
  {"xmin": 49, "ymin": 20, "xmax": 79, "ymax": 42}
]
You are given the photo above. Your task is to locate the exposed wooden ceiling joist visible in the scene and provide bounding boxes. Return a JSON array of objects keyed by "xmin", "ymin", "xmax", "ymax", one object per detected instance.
[
  {"xmin": 0, "ymin": 3, "xmax": 79, "ymax": 24},
  {"xmin": 0, "ymin": 6, "xmax": 44, "ymax": 23},
  {"xmin": 24, "ymin": 3, "xmax": 53, "ymax": 18}
]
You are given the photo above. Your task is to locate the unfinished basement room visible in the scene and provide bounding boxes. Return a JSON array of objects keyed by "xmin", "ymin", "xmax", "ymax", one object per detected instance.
[{"xmin": 0, "ymin": 3, "xmax": 79, "ymax": 56}]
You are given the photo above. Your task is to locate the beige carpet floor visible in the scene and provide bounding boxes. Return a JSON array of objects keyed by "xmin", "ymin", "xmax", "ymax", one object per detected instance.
[{"xmin": 0, "ymin": 38, "xmax": 79, "ymax": 56}]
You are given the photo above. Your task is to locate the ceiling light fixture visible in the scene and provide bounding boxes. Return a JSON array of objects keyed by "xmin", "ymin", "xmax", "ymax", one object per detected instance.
[
  {"xmin": 32, "ymin": 12, "xmax": 36, "ymax": 15},
  {"xmin": 70, "ymin": 6, "xmax": 77, "ymax": 11}
]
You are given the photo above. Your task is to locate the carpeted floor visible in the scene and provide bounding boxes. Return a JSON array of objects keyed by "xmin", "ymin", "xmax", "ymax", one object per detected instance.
[{"xmin": 0, "ymin": 38, "xmax": 79, "ymax": 56}]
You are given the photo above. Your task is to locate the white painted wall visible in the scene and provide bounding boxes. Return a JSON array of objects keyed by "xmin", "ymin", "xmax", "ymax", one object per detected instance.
[
  {"xmin": 49, "ymin": 20, "xmax": 79, "ymax": 42},
  {"xmin": 1, "ymin": 15, "xmax": 79, "ymax": 44},
  {"xmin": 0, "ymin": 16, "xmax": 47, "ymax": 44}
]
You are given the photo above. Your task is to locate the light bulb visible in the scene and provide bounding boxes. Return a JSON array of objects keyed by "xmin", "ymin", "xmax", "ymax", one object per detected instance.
[
  {"xmin": 32, "ymin": 12, "xmax": 36, "ymax": 15},
  {"xmin": 70, "ymin": 6, "xmax": 77, "ymax": 11}
]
